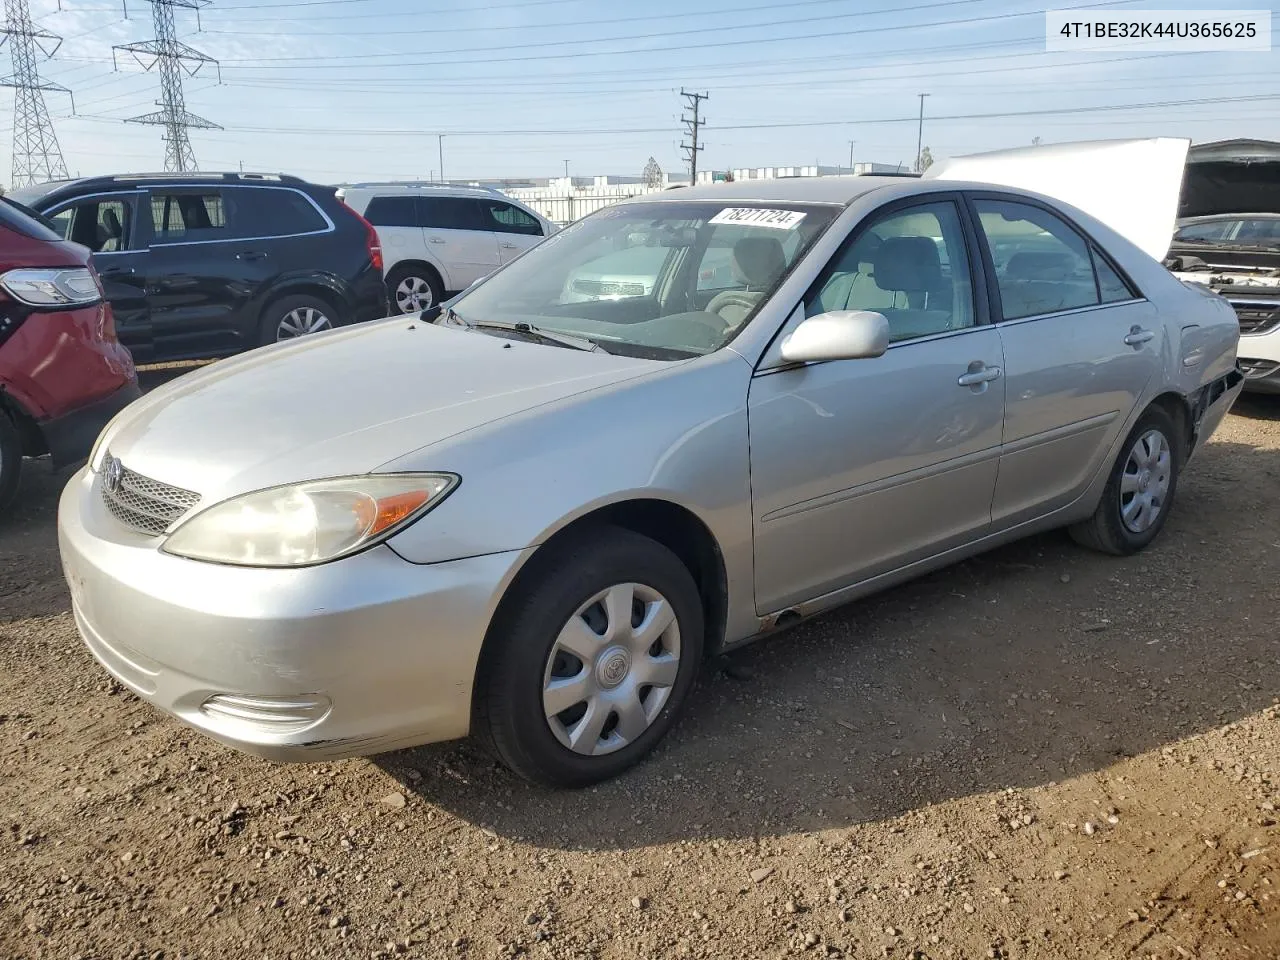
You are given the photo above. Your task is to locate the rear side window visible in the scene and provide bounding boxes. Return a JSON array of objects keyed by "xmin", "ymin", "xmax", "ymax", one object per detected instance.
[
  {"xmin": 1092, "ymin": 248, "xmax": 1137, "ymax": 303},
  {"xmin": 0, "ymin": 197, "xmax": 64, "ymax": 242},
  {"xmin": 363, "ymin": 196, "xmax": 417, "ymax": 228},
  {"xmin": 150, "ymin": 191, "xmax": 228, "ymax": 243},
  {"xmin": 480, "ymin": 200, "xmax": 543, "ymax": 236},
  {"xmin": 973, "ymin": 198, "xmax": 1101, "ymax": 321},
  {"xmin": 233, "ymin": 188, "xmax": 327, "ymax": 238},
  {"xmin": 420, "ymin": 197, "xmax": 482, "ymax": 231}
]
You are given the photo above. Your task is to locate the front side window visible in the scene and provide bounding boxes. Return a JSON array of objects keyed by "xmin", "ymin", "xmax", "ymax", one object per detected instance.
[
  {"xmin": 807, "ymin": 200, "xmax": 975, "ymax": 342},
  {"xmin": 150, "ymin": 191, "xmax": 227, "ymax": 243},
  {"xmin": 974, "ymin": 198, "xmax": 1100, "ymax": 321},
  {"xmin": 450, "ymin": 201, "xmax": 837, "ymax": 358},
  {"xmin": 482, "ymin": 200, "xmax": 542, "ymax": 236},
  {"xmin": 46, "ymin": 197, "xmax": 133, "ymax": 253}
]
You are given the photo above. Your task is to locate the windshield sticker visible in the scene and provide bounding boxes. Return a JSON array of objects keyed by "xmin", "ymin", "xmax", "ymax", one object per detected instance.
[{"xmin": 709, "ymin": 208, "xmax": 807, "ymax": 230}]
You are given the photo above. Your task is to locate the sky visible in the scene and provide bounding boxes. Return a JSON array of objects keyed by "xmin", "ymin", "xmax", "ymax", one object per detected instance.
[{"xmin": 4, "ymin": 0, "xmax": 1279, "ymax": 185}]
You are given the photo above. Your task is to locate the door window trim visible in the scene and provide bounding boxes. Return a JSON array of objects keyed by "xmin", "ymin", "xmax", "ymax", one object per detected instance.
[
  {"xmin": 962, "ymin": 190, "xmax": 1147, "ymax": 326},
  {"xmin": 143, "ymin": 184, "xmax": 335, "ymax": 247}
]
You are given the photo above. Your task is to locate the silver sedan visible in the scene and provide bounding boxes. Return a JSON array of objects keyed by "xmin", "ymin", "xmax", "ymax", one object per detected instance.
[{"xmin": 59, "ymin": 140, "xmax": 1243, "ymax": 787}]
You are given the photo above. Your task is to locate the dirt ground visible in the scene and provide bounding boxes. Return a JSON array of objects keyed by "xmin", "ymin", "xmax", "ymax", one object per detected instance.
[{"xmin": 2, "ymin": 389, "xmax": 1279, "ymax": 960}]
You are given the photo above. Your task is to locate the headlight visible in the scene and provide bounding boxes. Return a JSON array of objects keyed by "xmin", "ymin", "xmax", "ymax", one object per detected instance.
[
  {"xmin": 0, "ymin": 267, "xmax": 101, "ymax": 307},
  {"xmin": 162, "ymin": 474, "xmax": 458, "ymax": 567}
]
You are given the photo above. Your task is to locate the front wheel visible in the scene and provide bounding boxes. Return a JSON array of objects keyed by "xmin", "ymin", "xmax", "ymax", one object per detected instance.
[
  {"xmin": 0, "ymin": 412, "xmax": 21, "ymax": 517},
  {"xmin": 476, "ymin": 528, "xmax": 704, "ymax": 787},
  {"xmin": 1070, "ymin": 406, "xmax": 1181, "ymax": 555}
]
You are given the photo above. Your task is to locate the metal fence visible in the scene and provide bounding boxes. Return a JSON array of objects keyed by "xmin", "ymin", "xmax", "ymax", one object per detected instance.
[{"xmin": 502, "ymin": 188, "xmax": 665, "ymax": 226}]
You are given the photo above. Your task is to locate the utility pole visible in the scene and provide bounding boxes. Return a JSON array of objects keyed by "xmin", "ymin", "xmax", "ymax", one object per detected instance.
[
  {"xmin": 113, "ymin": 0, "xmax": 221, "ymax": 173},
  {"xmin": 915, "ymin": 93, "xmax": 930, "ymax": 174},
  {"xmin": 0, "ymin": 0, "xmax": 72, "ymax": 187},
  {"xmin": 679, "ymin": 88, "xmax": 708, "ymax": 184},
  {"xmin": 847, "ymin": 140, "xmax": 856, "ymax": 175},
  {"xmin": 562, "ymin": 159, "xmax": 569, "ymax": 179},
  {"xmin": 438, "ymin": 134, "xmax": 444, "ymax": 182}
]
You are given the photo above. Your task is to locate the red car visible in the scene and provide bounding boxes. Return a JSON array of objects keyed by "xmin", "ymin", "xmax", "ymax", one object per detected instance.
[{"xmin": 0, "ymin": 197, "xmax": 139, "ymax": 515}]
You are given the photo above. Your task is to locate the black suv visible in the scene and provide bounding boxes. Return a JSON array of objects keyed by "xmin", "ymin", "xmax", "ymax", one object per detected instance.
[{"xmin": 7, "ymin": 173, "xmax": 388, "ymax": 365}]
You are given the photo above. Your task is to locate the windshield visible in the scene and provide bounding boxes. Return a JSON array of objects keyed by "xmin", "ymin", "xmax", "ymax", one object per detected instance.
[{"xmin": 449, "ymin": 200, "xmax": 838, "ymax": 358}]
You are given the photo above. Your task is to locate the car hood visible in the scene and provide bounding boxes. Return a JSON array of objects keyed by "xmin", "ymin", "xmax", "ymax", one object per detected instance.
[
  {"xmin": 102, "ymin": 318, "xmax": 665, "ymax": 502},
  {"xmin": 926, "ymin": 137, "xmax": 1190, "ymax": 262},
  {"xmin": 1180, "ymin": 138, "xmax": 1280, "ymax": 219}
]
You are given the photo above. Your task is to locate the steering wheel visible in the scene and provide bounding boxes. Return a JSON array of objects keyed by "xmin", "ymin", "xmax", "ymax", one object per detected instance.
[{"xmin": 704, "ymin": 290, "xmax": 761, "ymax": 327}]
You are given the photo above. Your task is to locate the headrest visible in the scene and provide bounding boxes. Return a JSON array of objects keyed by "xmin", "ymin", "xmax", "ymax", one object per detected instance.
[
  {"xmin": 873, "ymin": 236, "xmax": 942, "ymax": 292},
  {"xmin": 732, "ymin": 236, "xmax": 786, "ymax": 288},
  {"xmin": 102, "ymin": 208, "xmax": 122, "ymax": 236}
]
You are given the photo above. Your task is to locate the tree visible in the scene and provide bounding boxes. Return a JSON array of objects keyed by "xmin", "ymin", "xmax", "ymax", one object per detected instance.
[
  {"xmin": 642, "ymin": 156, "xmax": 663, "ymax": 188},
  {"xmin": 916, "ymin": 146, "xmax": 935, "ymax": 172},
  {"xmin": 1032, "ymin": 136, "xmax": 1043, "ymax": 147}
]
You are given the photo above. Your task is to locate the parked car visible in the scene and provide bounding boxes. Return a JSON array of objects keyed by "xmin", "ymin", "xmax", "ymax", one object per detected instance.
[
  {"xmin": 337, "ymin": 183, "xmax": 555, "ymax": 314},
  {"xmin": 60, "ymin": 141, "xmax": 1242, "ymax": 787},
  {"xmin": 0, "ymin": 196, "xmax": 139, "ymax": 515},
  {"xmin": 1161, "ymin": 140, "xmax": 1280, "ymax": 394},
  {"xmin": 6, "ymin": 173, "xmax": 387, "ymax": 365}
]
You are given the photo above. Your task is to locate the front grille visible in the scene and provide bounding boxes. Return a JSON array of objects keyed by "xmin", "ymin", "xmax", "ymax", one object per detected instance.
[
  {"xmin": 100, "ymin": 456, "xmax": 201, "ymax": 536},
  {"xmin": 1239, "ymin": 359, "xmax": 1280, "ymax": 380},
  {"xmin": 572, "ymin": 278, "xmax": 645, "ymax": 298},
  {"xmin": 1228, "ymin": 301, "xmax": 1280, "ymax": 336}
]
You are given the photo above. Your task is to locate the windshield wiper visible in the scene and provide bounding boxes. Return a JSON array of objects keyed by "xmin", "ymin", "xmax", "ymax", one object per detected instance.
[{"xmin": 469, "ymin": 319, "xmax": 606, "ymax": 353}]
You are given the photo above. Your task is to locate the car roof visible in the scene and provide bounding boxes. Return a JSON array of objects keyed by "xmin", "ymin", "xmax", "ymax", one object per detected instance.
[
  {"xmin": 12, "ymin": 172, "xmax": 317, "ymax": 206},
  {"xmin": 627, "ymin": 174, "xmax": 917, "ymax": 206},
  {"xmin": 339, "ymin": 182, "xmax": 504, "ymax": 198}
]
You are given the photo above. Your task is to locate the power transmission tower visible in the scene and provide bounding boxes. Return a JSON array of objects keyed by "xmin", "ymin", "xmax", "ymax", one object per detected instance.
[
  {"xmin": 679, "ymin": 88, "xmax": 707, "ymax": 184},
  {"xmin": 113, "ymin": 0, "xmax": 220, "ymax": 173},
  {"xmin": 0, "ymin": 0, "xmax": 72, "ymax": 187}
]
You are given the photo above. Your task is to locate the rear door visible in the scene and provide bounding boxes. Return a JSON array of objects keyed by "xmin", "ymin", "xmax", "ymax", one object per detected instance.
[
  {"xmin": 476, "ymin": 198, "xmax": 547, "ymax": 263},
  {"xmin": 43, "ymin": 191, "xmax": 153, "ymax": 359},
  {"xmin": 364, "ymin": 195, "xmax": 429, "ymax": 281},
  {"xmin": 967, "ymin": 193, "xmax": 1161, "ymax": 527},
  {"xmin": 419, "ymin": 197, "xmax": 501, "ymax": 290},
  {"xmin": 143, "ymin": 186, "xmax": 246, "ymax": 360}
]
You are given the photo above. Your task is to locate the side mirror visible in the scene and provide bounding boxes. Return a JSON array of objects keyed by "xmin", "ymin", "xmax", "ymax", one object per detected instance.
[{"xmin": 780, "ymin": 310, "xmax": 890, "ymax": 364}]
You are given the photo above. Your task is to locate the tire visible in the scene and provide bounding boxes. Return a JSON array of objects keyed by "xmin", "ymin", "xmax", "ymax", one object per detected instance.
[
  {"xmin": 259, "ymin": 294, "xmax": 337, "ymax": 346},
  {"xmin": 0, "ymin": 412, "xmax": 22, "ymax": 518},
  {"xmin": 476, "ymin": 527, "xmax": 705, "ymax": 788},
  {"xmin": 1069, "ymin": 405, "xmax": 1181, "ymax": 556},
  {"xmin": 386, "ymin": 264, "xmax": 443, "ymax": 315}
]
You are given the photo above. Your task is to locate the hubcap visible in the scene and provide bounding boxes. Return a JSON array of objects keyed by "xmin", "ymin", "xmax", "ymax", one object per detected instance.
[
  {"xmin": 542, "ymin": 582, "xmax": 681, "ymax": 757},
  {"xmin": 276, "ymin": 306, "xmax": 332, "ymax": 341},
  {"xmin": 394, "ymin": 276, "xmax": 434, "ymax": 313},
  {"xmin": 1119, "ymin": 428, "xmax": 1171, "ymax": 534}
]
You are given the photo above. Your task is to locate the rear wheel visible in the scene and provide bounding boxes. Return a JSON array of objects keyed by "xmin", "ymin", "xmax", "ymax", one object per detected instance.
[
  {"xmin": 476, "ymin": 528, "xmax": 704, "ymax": 787},
  {"xmin": 259, "ymin": 294, "xmax": 336, "ymax": 346},
  {"xmin": 1070, "ymin": 405, "xmax": 1181, "ymax": 555},
  {"xmin": 387, "ymin": 264, "xmax": 443, "ymax": 315},
  {"xmin": 0, "ymin": 412, "xmax": 22, "ymax": 517}
]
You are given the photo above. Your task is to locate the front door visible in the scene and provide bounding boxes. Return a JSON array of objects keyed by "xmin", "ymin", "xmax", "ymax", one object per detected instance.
[
  {"xmin": 477, "ymin": 198, "xmax": 546, "ymax": 264},
  {"xmin": 419, "ymin": 197, "xmax": 501, "ymax": 291},
  {"xmin": 44, "ymin": 190, "xmax": 153, "ymax": 360},
  {"xmin": 967, "ymin": 194, "xmax": 1163, "ymax": 526},
  {"xmin": 748, "ymin": 197, "xmax": 1006, "ymax": 613}
]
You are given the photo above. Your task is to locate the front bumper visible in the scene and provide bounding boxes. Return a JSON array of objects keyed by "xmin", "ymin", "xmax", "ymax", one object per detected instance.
[
  {"xmin": 58, "ymin": 465, "xmax": 525, "ymax": 762},
  {"xmin": 40, "ymin": 379, "xmax": 142, "ymax": 469}
]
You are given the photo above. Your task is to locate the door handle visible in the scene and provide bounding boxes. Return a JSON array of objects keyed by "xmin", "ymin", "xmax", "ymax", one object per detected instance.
[
  {"xmin": 500, "ymin": 242, "xmax": 518, "ymax": 249},
  {"xmin": 429, "ymin": 237, "xmax": 446, "ymax": 244},
  {"xmin": 957, "ymin": 364, "xmax": 1002, "ymax": 387},
  {"xmin": 236, "ymin": 251, "xmax": 268, "ymax": 262},
  {"xmin": 1124, "ymin": 327, "xmax": 1156, "ymax": 347}
]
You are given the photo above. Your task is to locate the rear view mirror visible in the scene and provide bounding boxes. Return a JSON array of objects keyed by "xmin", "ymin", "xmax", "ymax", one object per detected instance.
[{"xmin": 780, "ymin": 310, "xmax": 890, "ymax": 364}]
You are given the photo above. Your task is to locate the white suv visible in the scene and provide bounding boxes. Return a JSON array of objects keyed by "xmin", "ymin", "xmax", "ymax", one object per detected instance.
[{"xmin": 338, "ymin": 183, "xmax": 556, "ymax": 314}]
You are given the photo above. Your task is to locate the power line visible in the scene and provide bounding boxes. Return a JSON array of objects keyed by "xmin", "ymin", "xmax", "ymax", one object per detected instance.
[
  {"xmin": 680, "ymin": 88, "xmax": 708, "ymax": 183},
  {"xmin": 0, "ymin": 0, "xmax": 71, "ymax": 186},
  {"xmin": 112, "ymin": 0, "xmax": 221, "ymax": 172}
]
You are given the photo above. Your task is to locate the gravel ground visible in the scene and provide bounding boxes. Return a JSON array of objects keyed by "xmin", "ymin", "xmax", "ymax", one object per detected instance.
[{"xmin": 2, "ymin": 392, "xmax": 1278, "ymax": 960}]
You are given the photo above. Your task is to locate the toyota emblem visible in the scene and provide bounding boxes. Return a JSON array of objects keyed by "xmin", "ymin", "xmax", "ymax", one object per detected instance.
[{"xmin": 103, "ymin": 455, "xmax": 124, "ymax": 494}]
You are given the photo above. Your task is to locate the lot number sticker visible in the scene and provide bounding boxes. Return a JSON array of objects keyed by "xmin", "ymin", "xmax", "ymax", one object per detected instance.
[{"xmin": 709, "ymin": 208, "xmax": 807, "ymax": 230}]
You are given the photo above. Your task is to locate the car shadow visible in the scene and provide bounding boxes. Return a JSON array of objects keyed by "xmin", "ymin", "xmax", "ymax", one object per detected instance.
[
  {"xmin": 0, "ymin": 460, "xmax": 72, "ymax": 623},
  {"xmin": 1230, "ymin": 392, "xmax": 1280, "ymax": 421},
  {"xmin": 379, "ymin": 435, "xmax": 1280, "ymax": 850}
]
